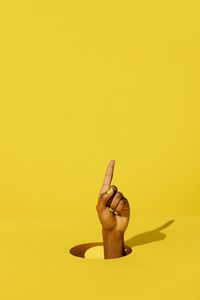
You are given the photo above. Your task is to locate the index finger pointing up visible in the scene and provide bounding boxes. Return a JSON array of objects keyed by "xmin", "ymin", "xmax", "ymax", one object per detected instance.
[{"xmin": 98, "ymin": 160, "xmax": 115, "ymax": 199}]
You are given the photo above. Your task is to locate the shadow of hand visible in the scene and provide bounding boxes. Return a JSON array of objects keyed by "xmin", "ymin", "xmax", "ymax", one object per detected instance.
[{"xmin": 125, "ymin": 220, "xmax": 175, "ymax": 248}]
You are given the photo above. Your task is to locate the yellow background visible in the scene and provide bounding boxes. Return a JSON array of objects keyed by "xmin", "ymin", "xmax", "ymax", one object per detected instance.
[{"xmin": 0, "ymin": 1, "xmax": 200, "ymax": 299}]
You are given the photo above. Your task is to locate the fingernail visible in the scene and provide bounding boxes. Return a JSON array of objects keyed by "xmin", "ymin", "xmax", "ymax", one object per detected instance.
[{"xmin": 107, "ymin": 186, "xmax": 114, "ymax": 195}]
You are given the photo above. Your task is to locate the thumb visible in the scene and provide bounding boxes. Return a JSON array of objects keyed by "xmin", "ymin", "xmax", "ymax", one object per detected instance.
[{"xmin": 98, "ymin": 185, "xmax": 118, "ymax": 210}]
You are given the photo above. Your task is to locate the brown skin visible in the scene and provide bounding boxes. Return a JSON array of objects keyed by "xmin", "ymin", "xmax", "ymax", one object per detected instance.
[{"xmin": 96, "ymin": 160, "xmax": 131, "ymax": 259}]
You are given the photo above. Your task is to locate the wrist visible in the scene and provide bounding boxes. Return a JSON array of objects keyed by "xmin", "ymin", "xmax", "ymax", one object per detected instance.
[
  {"xmin": 102, "ymin": 228, "xmax": 125, "ymax": 239},
  {"xmin": 102, "ymin": 228, "xmax": 126, "ymax": 259}
]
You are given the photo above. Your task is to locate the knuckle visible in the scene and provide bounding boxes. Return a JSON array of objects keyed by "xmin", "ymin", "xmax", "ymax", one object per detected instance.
[
  {"xmin": 122, "ymin": 198, "xmax": 130, "ymax": 207},
  {"xmin": 119, "ymin": 199, "xmax": 125, "ymax": 206},
  {"xmin": 116, "ymin": 191, "xmax": 123, "ymax": 198}
]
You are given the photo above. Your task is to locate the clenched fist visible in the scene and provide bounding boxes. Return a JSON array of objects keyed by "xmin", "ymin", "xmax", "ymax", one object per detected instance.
[{"xmin": 96, "ymin": 160, "xmax": 130, "ymax": 233}]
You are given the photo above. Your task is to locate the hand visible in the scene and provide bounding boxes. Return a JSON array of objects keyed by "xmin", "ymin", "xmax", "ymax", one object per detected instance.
[{"xmin": 96, "ymin": 160, "xmax": 130, "ymax": 233}]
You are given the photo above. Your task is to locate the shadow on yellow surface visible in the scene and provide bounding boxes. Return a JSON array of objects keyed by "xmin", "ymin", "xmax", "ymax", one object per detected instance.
[
  {"xmin": 70, "ymin": 219, "xmax": 175, "ymax": 259},
  {"xmin": 126, "ymin": 219, "xmax": 175, "ymax": 248}
]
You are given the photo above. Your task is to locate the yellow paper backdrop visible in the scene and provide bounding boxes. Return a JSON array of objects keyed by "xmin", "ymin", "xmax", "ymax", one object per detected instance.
[
  {"xmin": 1, "ymin": 1, "xmax": 200, "ymax": 218},
  {"xmin": 0, "ymin": 1, "xmax": 199, "ymax": 299}
]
